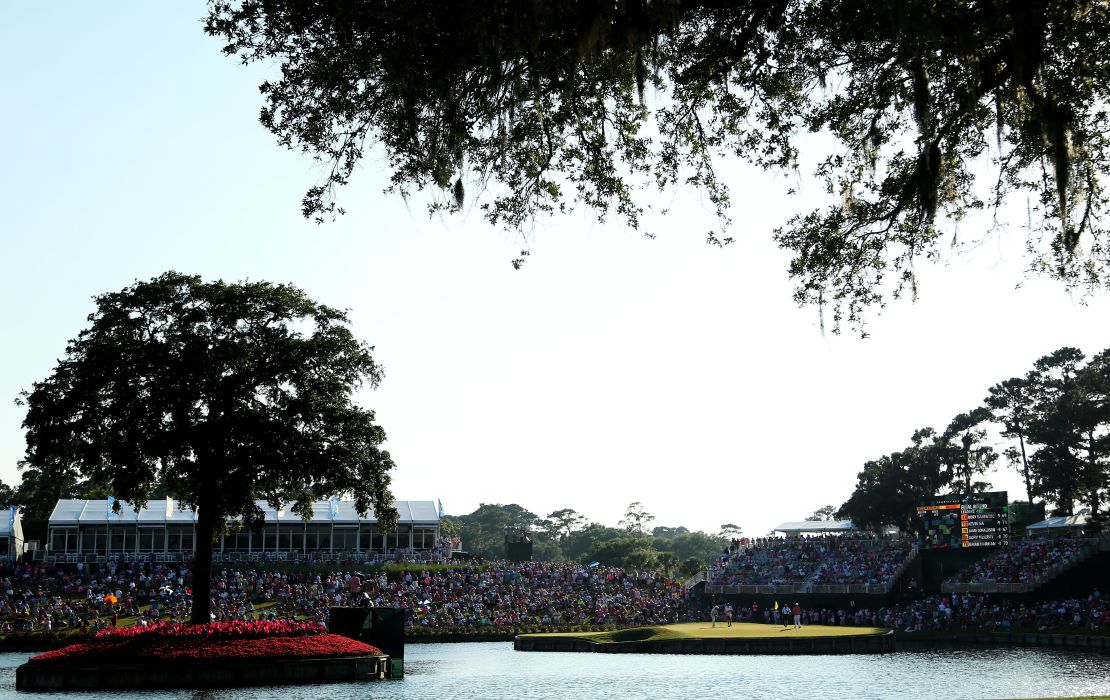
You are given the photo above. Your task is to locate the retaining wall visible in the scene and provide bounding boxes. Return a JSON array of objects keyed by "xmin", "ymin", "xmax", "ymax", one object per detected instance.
[
  {"xmin": 514, "ymin": 631, "xmax": 895, "ymax": 655},
  {"xmin": 16, "ymin": 653, "xmax": 390, "ymax": 692}
]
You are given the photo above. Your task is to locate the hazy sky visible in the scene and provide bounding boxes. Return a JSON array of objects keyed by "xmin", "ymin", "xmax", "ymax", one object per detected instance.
[{"xmin": 3, "ymin": 2, "xmax": 1109, "ymax": 538}]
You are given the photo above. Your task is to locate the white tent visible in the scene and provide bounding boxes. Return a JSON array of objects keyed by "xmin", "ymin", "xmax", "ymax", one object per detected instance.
[
  {"xmin": 47, "ymin": 498, "xmax": 440, "ymax": 555},
  {"xmin": 1025, "ymin": 514, "xmax": 1088, "ymax": 535},
  {"xmin": 0, "ymin": 508, "xmax": 23, "ymax": 558},
  {"xmin": 773, "ymin": 520, "xmax": 857, "ymax": 535}
]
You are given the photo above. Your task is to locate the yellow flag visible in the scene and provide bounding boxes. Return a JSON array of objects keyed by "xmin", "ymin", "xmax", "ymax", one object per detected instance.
[{"xmin": 774, "ymin": 600, "xmax": 779, "ymax": 610}]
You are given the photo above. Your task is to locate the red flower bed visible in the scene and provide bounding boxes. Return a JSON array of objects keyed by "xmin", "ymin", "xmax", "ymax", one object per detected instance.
[
  {"xmin": 95, "ymin": 620, "xmax": 324, "ymax": 640},
  {"xmin": 30, "ymin": 621, "xmax": 381, "ymax": 665}
]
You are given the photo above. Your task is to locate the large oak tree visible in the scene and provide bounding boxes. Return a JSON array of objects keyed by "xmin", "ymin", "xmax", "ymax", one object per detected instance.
[
  {"xmin": 206, "ymin": 0, "xmax": 1110, "ymax": 331},
  {"xmin": 20, "ymin": 272, "xmax": 397, "ymax": 623}
]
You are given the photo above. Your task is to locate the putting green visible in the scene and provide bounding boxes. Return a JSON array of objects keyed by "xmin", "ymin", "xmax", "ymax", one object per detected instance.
[{"xmin": 519, "ymin": 622, "xmax": 889, "ymax": 644}]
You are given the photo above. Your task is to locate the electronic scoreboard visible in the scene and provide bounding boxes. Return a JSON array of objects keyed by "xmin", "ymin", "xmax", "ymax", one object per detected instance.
[{"xmin": 915, "ymin": 491, "xmax": 1010, "ymax": 549}]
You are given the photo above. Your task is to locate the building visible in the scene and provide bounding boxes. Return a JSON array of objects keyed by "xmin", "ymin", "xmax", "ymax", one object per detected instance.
[
  {"xmin": 773, "ymin": 520, "xmax": 857, "ymax": 536},
  {"xmin": 0, "ymin": 508, "xmax": 24, "ymax": 559},
  {"xmin": 46, "ymin": 498, "xmax": 440, "ymax": 559}
]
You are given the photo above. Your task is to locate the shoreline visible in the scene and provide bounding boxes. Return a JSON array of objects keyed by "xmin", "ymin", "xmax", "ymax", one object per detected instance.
[{"xmin": 3, "ymin": 627, "xmax": 1109, "ymax": 652}]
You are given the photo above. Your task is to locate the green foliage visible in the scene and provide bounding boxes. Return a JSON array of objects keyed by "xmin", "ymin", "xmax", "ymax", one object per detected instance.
[
  {"xmin": 587, "ymin": 536, "xmax": 653, "ymax": 568},
  {"xmin": 19, "ymin": 272, "xmax": 396, "ymax": 622},
  {"xmin": 842, "ymin": 344, "xmax": 1110, "ymax": 528},
  {"xmin": 0, "ymin": 480, "xmax": 14, "ymax": 510},
  {"xmin": 838, "ymin": 427, "xmax": 955, "ymax": 531},
  {"xmin": 1025, "ymin": 347, "xmax": 1110, "ymax": 516},
  {"xmin": 717, "ymin": 523, "xmax": 743, "ymax": 538},
  {"xmin": 207, "ymin": 1, "xmax": 1110, "ymax": 331},
  {"xmin": 450, "ymin": 503, "xmax": 538, "ymax": 559},
  {"xmin": 447, "ymin": 503, "xmax": 722, "ymax": 571},
  {"xmin": 941, "ymin": 408, "xmax": 999, "ymax": 494},
  {"xmin": 560, "ymin": 523, "xmax": 625, "ymax": 562},
  {"xmin": 619, "ymin": 501, "xmax": 654, "ymax": 535},
  {"xmin": 652, "ymin": 530, "xmax": 726, "ymax": 565},
  {"xmin": 985, "ymin": 376, "xmax": 1037, "ymax": 502},
  {"xmin": 680, "ymin": 557, "xmax": 705, "ymax": 578},
  {"xmin": 651, "ymin": 525, "xmax": 689, "ymax": 538},
  {"xmin": 622, "ymin": 547, "xmax": 661, "ymax": 572},
  {"xmin": 437, "ymin": 515, "xmax": 461, "ymax": 537},
  {"xmin": 805, "ymin": 506, "xmax": 836, "ymax": 522},
  {"xmin": 544, "ymin": 508, "xmax": 588, "ymax": 540}
]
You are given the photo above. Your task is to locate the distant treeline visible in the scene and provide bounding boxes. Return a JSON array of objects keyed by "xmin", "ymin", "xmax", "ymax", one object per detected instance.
[
  {"xmin": 440, "ymin": 502, "xmax": 739, "ymax": 577},
  {"xmin": 838, "ymin": 346, "xmax": 1109, "ymax": 532}
]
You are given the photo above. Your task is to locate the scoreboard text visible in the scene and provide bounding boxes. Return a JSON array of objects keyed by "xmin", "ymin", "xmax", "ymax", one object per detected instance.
[{"xmin": 916, "ymin": 491, "xmax": 1009, "ymax": 549}]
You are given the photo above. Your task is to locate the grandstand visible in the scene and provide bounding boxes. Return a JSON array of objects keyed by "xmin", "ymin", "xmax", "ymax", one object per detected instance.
[
  {"xmin": 941, "ymin": 536, "xmax": 1102, "ymax": 593},
  {"xmin": 704, "ymin": 535, "xmax": 918, "ymax": 596},
  {"xmin": 43, "ymin": 498, "xmax": 441, "ymax": 562}
]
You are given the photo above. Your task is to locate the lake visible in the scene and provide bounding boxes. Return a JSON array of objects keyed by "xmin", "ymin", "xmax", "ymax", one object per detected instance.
[{"xmin": 1, "ymin": 643, "xmax": 1108, "ymax": 699}]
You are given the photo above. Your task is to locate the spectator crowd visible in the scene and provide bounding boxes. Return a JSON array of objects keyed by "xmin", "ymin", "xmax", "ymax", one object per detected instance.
[
  {"xmin": 947, "ymin": 536, "xmax": 1095, "ymax": 586},
  {"xmin": 704, "ymin": 589, "xmax": 1108, "ymax": 634},
  {"xmin": 709, "ymin": 536, "xmax": 914, "ymax": 588},
  {"xmin": 0, "ymin": 559, "xmax": 688, "ymax": 633},
  {"xmin": 0, "ymin": 535, "xmax": 1101, "ymax": 638}
]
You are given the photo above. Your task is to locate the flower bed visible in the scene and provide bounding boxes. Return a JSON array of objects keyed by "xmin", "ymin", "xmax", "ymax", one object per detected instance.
[{"xmin": 29, "ymin": 620, "xmax": 381, "ymax": 665}]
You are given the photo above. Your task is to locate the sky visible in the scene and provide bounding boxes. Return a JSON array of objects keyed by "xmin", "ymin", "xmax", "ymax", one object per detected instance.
[{"xmin": 2, "ymin": 2, "xmax": 1110, "ymax": 539}]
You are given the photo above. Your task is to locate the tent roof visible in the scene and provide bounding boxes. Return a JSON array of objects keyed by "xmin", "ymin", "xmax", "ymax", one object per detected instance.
[
  {"xmin": 0, "ymin": 508, "xmax": 18, "ymax": 536},
  {"xmin": 48, "ymin": 499, "xmax": 439, "ymax": 526},
  {"xmin": 1025, "ymin": 515, "xmax": 1088, "ymax": 531},
  {"xmin": 773, "ymin": 520, "xmax": 856, "ymax": 534}
]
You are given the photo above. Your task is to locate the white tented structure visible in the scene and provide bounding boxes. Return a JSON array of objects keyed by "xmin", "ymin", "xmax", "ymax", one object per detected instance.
[
  {"xmin": 46, "ymin": 498, "xmax": 440, "ymax": 559},
  {"xmin": 773, "ymin": 520, "xmax": 857, "ymax": 536},
  {"xmin": 1025, "ymin": 514, "xmax": 1089, "ymax": 535},
  {"xmin": 0, "ymin": 508, "xmax": 24, "ymax": 559}
]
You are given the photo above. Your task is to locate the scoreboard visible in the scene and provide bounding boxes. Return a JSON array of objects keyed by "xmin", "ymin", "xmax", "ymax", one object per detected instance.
[{"xmin": 916, "ymin": 491, "xmax": 1010, "ymax": 549}]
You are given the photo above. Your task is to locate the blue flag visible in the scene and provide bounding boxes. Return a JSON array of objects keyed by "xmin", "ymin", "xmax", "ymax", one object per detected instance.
[
  {"xmin": 329, "ymin": 496, "xmax": 340, "ymax": 518},
  {"xmin": 437, "ymin": 499, "xmax": 445, "ymax": 518},
  {"xmin": 106, "ymin": 496, "xmax": 117, "ymax": 519}
]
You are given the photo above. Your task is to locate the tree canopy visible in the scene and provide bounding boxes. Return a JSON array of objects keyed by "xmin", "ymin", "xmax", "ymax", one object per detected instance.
[
  {"xmin": 447, "ymin": 502, "xmax": 724, "ymax": 573},
  {"xmin": 839, "ymin": 344, "xmax": 1110, "ymax": 530},
  {"xmin": 207, "ymin": 0, "xmax": 1110, "ymax": 331},
  {"xmin": 19, "ymin": 272, "xmax": 396, "ymax": 622}
]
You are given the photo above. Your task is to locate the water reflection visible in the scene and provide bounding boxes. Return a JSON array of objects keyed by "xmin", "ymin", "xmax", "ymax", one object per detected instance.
[{"xmin": 0, "ymin": 644, "xmax": 1107, "ymax": 700}]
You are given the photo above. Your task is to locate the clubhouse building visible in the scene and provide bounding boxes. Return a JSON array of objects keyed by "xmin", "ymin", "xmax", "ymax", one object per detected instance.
[{"xmin": 44, "ymin": 498, "xmax": 442, "ymax": 561}]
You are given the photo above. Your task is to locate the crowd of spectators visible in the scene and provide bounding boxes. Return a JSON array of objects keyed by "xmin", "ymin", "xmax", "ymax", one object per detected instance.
[
  {"xmin": 947, "ymin": 536, "xmax": 1095, "ymax": 586},
  {"xmin": 704, "ymin": 589, "xmax": 1108, "ymax": 634},
  {"xmin": 0, "ymin": 559, "xmax": 687, "ymax": 633},
  {"xmin": 709, "ymin": 536, "xmax": 914, "ymax": 588}
]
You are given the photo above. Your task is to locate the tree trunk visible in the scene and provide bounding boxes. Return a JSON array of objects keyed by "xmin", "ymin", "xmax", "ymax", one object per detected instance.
[
  {"xmin": 1018, "ymin": 433, "xmax": 1032, "ymax": 502},
  {"xmin": 190, "ymin": 501, "xmax": 217, "ymax": 624},
  {"xmin": 1087, "ymin": 432, "xmax": 1100, "ymax": 518}
]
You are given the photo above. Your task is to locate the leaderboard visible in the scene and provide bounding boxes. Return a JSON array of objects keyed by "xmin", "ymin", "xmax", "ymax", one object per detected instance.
[{"xmin": 916, "ymin": 491, "xmax": 1010, "ymax": 549}]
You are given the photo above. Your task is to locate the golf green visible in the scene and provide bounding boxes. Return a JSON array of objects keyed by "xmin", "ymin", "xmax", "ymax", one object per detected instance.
[{"xmin": 519, "ymin": 621, "xmax": 889, "ymax": 646}]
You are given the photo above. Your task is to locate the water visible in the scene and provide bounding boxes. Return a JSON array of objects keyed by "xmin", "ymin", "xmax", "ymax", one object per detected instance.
[{"xmin": 0, "ymin": 643, "xmax": 1108, "ymax": 700}]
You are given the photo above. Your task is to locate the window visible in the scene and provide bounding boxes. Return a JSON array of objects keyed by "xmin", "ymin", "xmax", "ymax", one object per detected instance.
[
  {"xmin": 223, "ymin": 531, "xmax": 249, "ymax": 551},
  {"xmin": 387, "ymin": 525, "xmax": 411, "ymax": 550},
  {"xmin": 413, "ymin": 527, "xmax": 437, "ymax": 550},
  {"xmin": 51, "ymin": 529, "xmax": 76, "ymax": 552},
  {"xmin": 167, "ymin": 527, "xmax": 194, "ymax": 552},
  {"xmin": 358, "ymin": 526, "xmax": 379, "ymax": 551},
  {"xmin": 333, "ymin": 529, "xmax": 357, "ymax": 551},
  {"xmin": 139, "ymin": 529, "xmax": 165, "ymax": 552},
  {"xmin": 81, "ymin": 527, "xmax": 107, "ymax": 552},
  {"xmin": 306, "ymin": 526, "xmax": 331, "ymax": 551}
]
